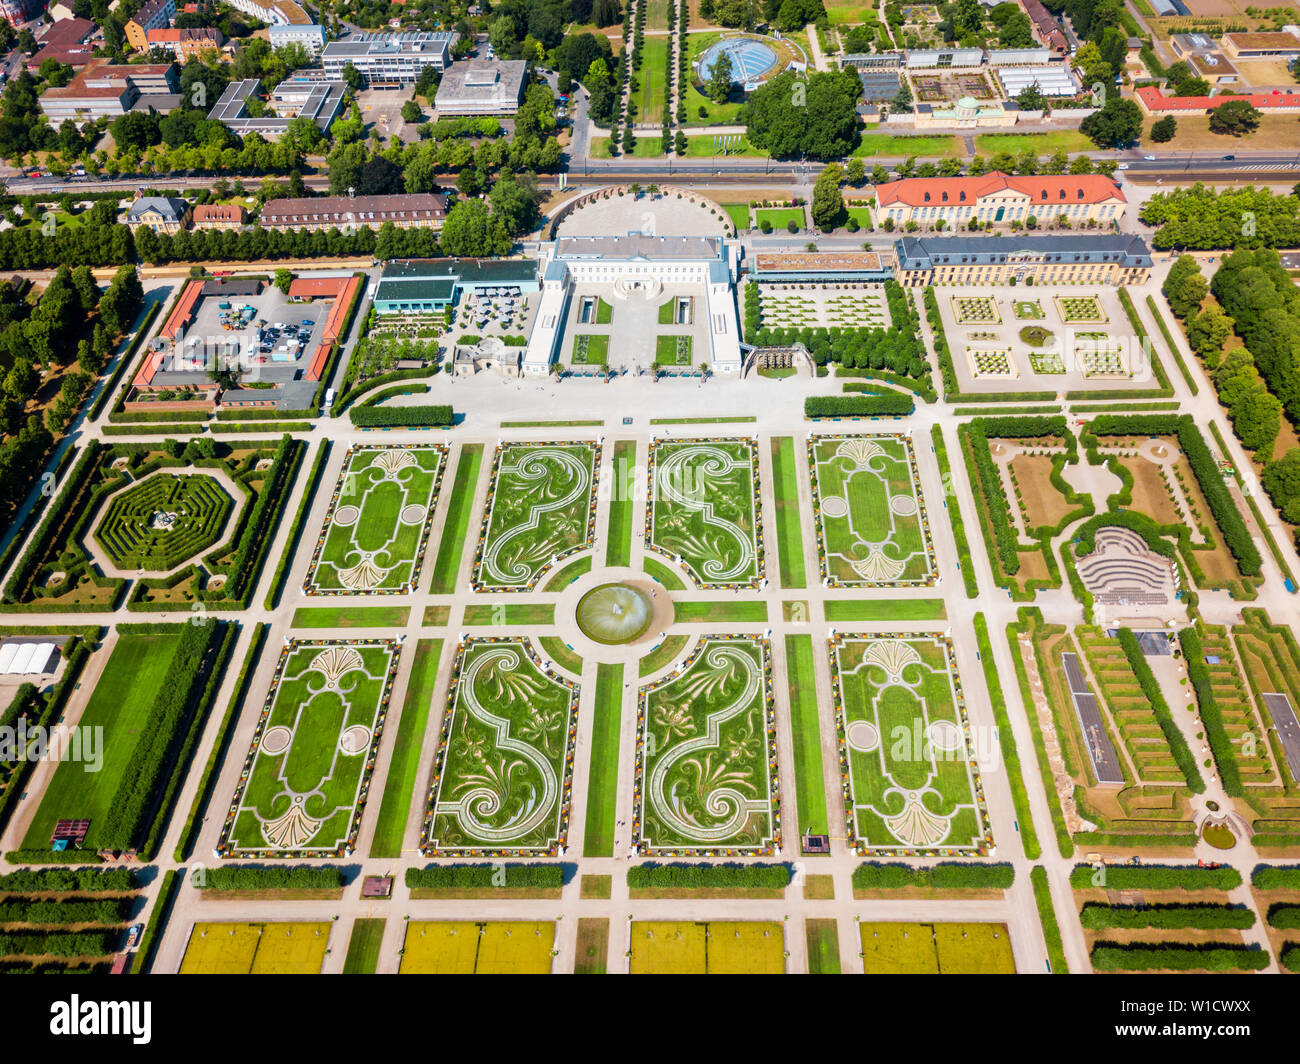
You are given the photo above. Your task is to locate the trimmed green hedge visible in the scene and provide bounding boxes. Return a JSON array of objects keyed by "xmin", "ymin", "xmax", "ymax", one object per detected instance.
[
  {"xmin": 1070, "ymin": 864, "xmax": 1242, "ymax": 890},
  {"xmin": 0, "ymin": 867, "xmax": 135, "ymax": 893},
  {"xmin": 626, "ymin": 863, "xmax": 792, "ymax": 889},
  {"xmin": 404, "ymin": 865, "xmax": 564, "ymax": 889},
  {"xmin": 852, "ymin": 862, "xmax": 1015, "ymax": 890},
  {"xmin": 1282, "ymin": 944, "xmax": 1300, "ymax": 972},
  {"xmin": 804, "ymin": 394, "xmax": 913, "ymax": 418},
  {"xmin": 1253, "ymin": 865, "xmax": 1300, "ymax": 890},
  {"xmin": 0, "ymin": 931, "xmax": 116, "ymax": 957},
  {"xmin": 1179, "ymin": 626, "xmax": 1242, "ymax": 797},
  {"xmin": 0, "ymin": 898, "xmax": 130, "ymax": 925},
  {"xmin": 1268, "ymin": 904, "xmax": 1300, "ymax": 929},
  {"xmin": 198, "ymin": 865, "xmax": 346, "ymax": 891},
  {"xmin": 1031, "ymin": 866, "xmax": 1068, "ymax": 974},
  {"xmin": 1081, "ymin": 902, "xmax": 1255, "ymax": 930},
  {"xmin": 973, "ymin": 613, "xmax": 1038, "ymax": 859},
  {"xmin": 1116, "ymin": 628, "xmax": 1204, "ymax": 794},
  {"xmin": 1091, "ymin": 943, "xmax": 1269, "ymax": 971},
  {"xmin": 88, "ymin": 301, "xmax": 162, "ymax": 422},
  {"xmin": 931, "ymin": 425, "xmax": 977, "ymax": 597},
  {"xmin": 350, "ymin": 404, "xmax": 454, "ymax": 427}
]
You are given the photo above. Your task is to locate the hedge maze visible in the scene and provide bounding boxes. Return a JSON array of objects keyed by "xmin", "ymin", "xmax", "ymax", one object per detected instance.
[{"xmin": 94, "ymin": 473, "xmax": 233, "ymax": 571}]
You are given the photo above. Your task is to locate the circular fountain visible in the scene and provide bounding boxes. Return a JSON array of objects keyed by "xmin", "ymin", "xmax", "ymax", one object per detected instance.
[{"xmin": 575, "ymin": 583, "xmax": 654, "ymax": 645}]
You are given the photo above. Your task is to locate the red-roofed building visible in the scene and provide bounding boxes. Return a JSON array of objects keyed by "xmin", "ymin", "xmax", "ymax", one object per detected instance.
[
  {"xmin": 871, "ymin": 171, "xmax": 1126, "ymax": 229},
  {"xmin": 287, "ymin": 276, "xmax": 347, "ymax": 300},
  {"xmin": 1020, "ymin": 0, "xmax": 1067, "ymax": 54},
  {"xmin": 1135, "ymin": 84, "xmax": 1300, "ymax": 115},
  {"xmin": 146, "ymin": 26, "xmax": 225, "ymax": 60},
  {"xmin": 26, "ymin": 18, "xmax": 97, "ymax": 72},
  {"xmin": 192, "ymin": 203, "xmax": 246, "ymax": 229}
]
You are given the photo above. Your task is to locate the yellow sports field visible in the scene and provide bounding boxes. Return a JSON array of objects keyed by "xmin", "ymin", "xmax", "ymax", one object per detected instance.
[
  {"xmin": 180, "ymin": 922, "xmax": 332, "ymax": 974},
  {"xmin": 628, "ymin": 921, "xmax": 785, "ymax": 973},
  {"xmin": 860, "ymin": 922, "xmax": 1016, "ymax": 974},
  {"xmin": 399, "ymin": 921, "xmax": 555, "ymax": 974}
]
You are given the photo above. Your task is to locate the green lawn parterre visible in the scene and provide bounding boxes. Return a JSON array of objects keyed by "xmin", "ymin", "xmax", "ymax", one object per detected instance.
[
  {"xmin": 635, "ymin": 636, "xmax": 780, "ymax": 855},
  {"xmin": 219, "ymin": 638, "xmax": 401, "ymax": 858},
  {"xmin": 305, "ymin": 445, "xmax": 446, "ymax": 594},
  {"xmin": 472, "ymin": 441, "xmax": 600, "ymax": 591},
  {"xmin": 830, "ymin": 633, "xmax": 993, "ymax": 856},
  {"xmin": 808, "ymin": 435, "xmax": 935, "ymax": 587},
  {"xmin": 647, "ymin": 437, "xmax": 764, "ymax": 589},
  {"xmin": 421, "ymin": 637, "xmax": 580, "ymax": 856}
]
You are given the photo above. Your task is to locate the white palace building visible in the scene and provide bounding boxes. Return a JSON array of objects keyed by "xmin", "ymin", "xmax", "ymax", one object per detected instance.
[{"xmin": 524, "ymin": 234, "xmax": 743, "ymax": 376}]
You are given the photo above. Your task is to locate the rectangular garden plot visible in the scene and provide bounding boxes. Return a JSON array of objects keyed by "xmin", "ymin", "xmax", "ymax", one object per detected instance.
[
  {"xmin": 399, "ymin": 921, "xmax": 555, "ymax": 974},
  {"xmin": 628, "ymin": 921, "xmax": 785, "ymax": 973},
  {"xmin": 472, "ymin": 441, "xmax": 600, "ymax": 591},
  {"xmin": 421, "ymin": 638, "xmax": 579, "ymax": 857},
  {"xmin": 181, "ymin": 922, "xmax": 332, "ymax": 974},
  {"xmin": 830, "ymin": 634, "xmax": 993, "ymax": 855},
  {"xmin": 635, "ymin": 636, "xmax": 779, "ymax": 855},
  {"xmin": 218, "ymin": 638, "xmax": 401, "ymax": 858},
  {"xmin": 305, "ymin": 444, "xmax": 447, "ymax": 594},
  {"xmin": 647, "ymin": 438, "xmax": 764, "ymax": 588},
  {"xmin": 807, "ymin": 434, "xmax": 935, "ymax": 587}
]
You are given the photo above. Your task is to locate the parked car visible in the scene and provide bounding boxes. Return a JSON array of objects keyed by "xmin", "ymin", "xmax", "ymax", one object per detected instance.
[
  {"xmin": 126, "ymin": 923, "xmax": 143, "ymax": 949},
  {"xmin": 1142, "ymin": 154, "xmax": 1155, "ymax": 161},
  {"xmin": 1221, "ymin": 154, "xmax": 1235, "ymax": 160}
]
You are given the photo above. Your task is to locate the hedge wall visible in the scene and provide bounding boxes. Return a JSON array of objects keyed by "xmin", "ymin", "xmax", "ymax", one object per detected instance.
[
  {"xmin": 404, "ymin": 865, "xmax": 564, "ymax": 889},
  {"xmin": 199, "ymin": 865, "xmax": 346, "ymax": 891},
  {"xmin": 804, "ymin": 394, "xmax": 914, "ymax": 418},
  {"xmin": 0, "ymin": 898, "xmax": 131, "ymax": 925},
  {"xmin": 1116, "ymin": 628, "xmax": 1205, "ymax": 794},
  {"xmin": 0, "ymin": 867, "xmax": 135, "ymax": 893},
  {"xmin": 1091, "ymin": 943, "xmax": 1269, "ymax": 972},
  {"xmin": 1080, "ymin": 902, "xmax": 1255, "ymax": 930},
  {"xmin": 1070, "ymin": 864, "xmax": 1242, "ymax": 891},
  {"xmin": 1178, "ymin": 626, "xmax": 1243, "ymax": 797},
  {"xmin": 350, "ymin": 404, "xmax": 454, "ymax": 427},
  {"xmin": 625, "ymin": 863, "xmax": 792, "ymax": 889},
  {"xmin": 0, "ymin": 931, "xmax": 116, "ymax": 957},
  {"xmin": 852, "ymin": 862, "xmax": 1015, "ymax": 890},
  {"xmin": 1252, "ymin": 865, "xmax": 1300, "ymax": 890}
]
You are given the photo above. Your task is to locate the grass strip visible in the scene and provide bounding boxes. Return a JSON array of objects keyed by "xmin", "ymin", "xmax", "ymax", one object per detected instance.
[
  {"xmin": 1146, "ymin": 294, "xmax": 1198, "ymax": 396},
  {"xmin": 805, "ymin": 918, "xmax": 841, "ymax": 974},
  {"xmin": 606, "ymin": 439, "xmax": 636, "ymax": 568},
  {"xmin": 500, "ymin": 419, "xmax": 603, "ymax": 427},
  {"xmin": 770, "ymin": 436, "xmax": 806, "ymax": 588},
  {"xmin": 824, "ymin": 599, "xmax": 946, "ymax": 622},
  {"xmin": 131, "ymin": 868, "xmax": 177, "ymax": 975},
  {"xmin": 343, "ymin": 918, "xmax": 386, "ymax": 974},
  {"xmin": 786, "ymin": 634, "xmax": 828, "ymax": 836},
  {"xmin": 539, "ymin": 635, "xmax": 583, "ymax": 676},
  {"xmin": 639, "ymin": 634, "xmax": 688, "ymax": 676},
  {"xmin": 264, "ymin": 439, "xmax": 330, "ymax": 610},
  {"xmin": 370, "ymin": 638, "xmax": 442, "ymax": 858},
  {"xmin": 291, "ymin": 605, "xmax": 410, "ymax": 628},
  {"xmin": 648, "ymin": 416, "xmax": 757, "ymax": 424},
  {"xmin": 582, "ymin": 662, "xmax": 623, "ymax": 857},
  {"xmin": 429, "ymin": 443, "xmax": 483, "ymax": 594},
  {"xmin": 673, "ymin": 600, "xmax": 767, "ymax": 623},
  {"xmin": 643, "ymin": 556, "xmax": 685, "ymax": 589},
  {"xmin": 931, "ymin": 425, "xmax": 978, "ymax": 598},
  {"xmin": 463, "ymin": 603, "xmax": 555, "ymax": 625},
  {"xmin": 544, "ymin": 555, "xmax": 592, "ymax": 590}
]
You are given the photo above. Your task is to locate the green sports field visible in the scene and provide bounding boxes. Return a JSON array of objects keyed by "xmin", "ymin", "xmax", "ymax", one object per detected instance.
[{"xmin": 219, "ymin": 638, "xmax": 400, "ymax": 857}]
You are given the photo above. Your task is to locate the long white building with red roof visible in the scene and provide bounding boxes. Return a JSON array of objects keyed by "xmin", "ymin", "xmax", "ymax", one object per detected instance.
[{"xmin": 869, "ymin": 171, "xmax": 1127, "ymax": 230}]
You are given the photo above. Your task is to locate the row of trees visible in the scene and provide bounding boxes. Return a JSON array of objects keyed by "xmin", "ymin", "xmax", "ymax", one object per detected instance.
[{"xmin": 1141, "ymin": 185, "xmax": 1300, "ymax": 250}]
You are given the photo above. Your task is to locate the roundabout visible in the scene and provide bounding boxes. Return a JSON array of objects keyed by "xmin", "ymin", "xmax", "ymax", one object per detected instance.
[{"xmin": 550, "ymin": 564, "xmax": 680, "ymax": 667}]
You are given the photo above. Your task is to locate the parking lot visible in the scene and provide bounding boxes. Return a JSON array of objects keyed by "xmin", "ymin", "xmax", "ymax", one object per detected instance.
[{"xmin": 182, "ymin": 283, "xmax": 326, "ymax": 385}]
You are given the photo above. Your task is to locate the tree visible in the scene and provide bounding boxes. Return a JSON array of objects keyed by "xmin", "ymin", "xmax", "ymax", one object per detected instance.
[
  {"xmin": 1080, "ymin": 97, "xmax": 1143, "ymax": 149},
  {"xmin": 1209, "ymin": 100, "xmax": 1262, "ymax": 136},
  {"xmin": 707, "ymin": 50, "xmax": 734, "ymax": 105},
  {"xmin": 341, "ymin": 62, "xmax": 362, "ymax": 92},
  {"xmin": 1163, "ymin": 255, "xmax": 1208, "ymax": 319},
  {"xmin": 811, "ymin": 164, "xmax": 845, "ymax": 230},
  {"xmin": 593, "ymin": 0, "xmax": 622, "ymax": 26},
  {"xmin": 1074, "ymin": 42, "xmax": 1112, "ymax": 89},
  {"xmin": 1264, "ymin": 449, "xmax": 1300, "ymax": 524},
  {"xmin": 401, "ymin": 99, "xmax": 422, "ymax": 123},
  {"xmin": 742, "ymin": 70, "xmax": 862, "ymax": 160},
  {"xmin": 355, "ymin": 156, "xmax": 404, "ymax": 196},
  {"xmin": 440, "ymin": 198, "xmax": 510, "ymax": 257},
  {"xmin": 1151, "ymin": 116, "xmax": 1177, "ymax": 143},
  {"xmin": 274, "ymin": 268, "xmax": 293, "ymax": 294},
  {"xmin": 1015, "ymin": 82, "xmax": 1046, "ymax": 113},
  {"xmin": 845, "ymin": 157, "xmax": 865, "ymax": 186},
  {"xmin": 1186, "ymin": 304, "xmax": 1233, "ymax": 365}
]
